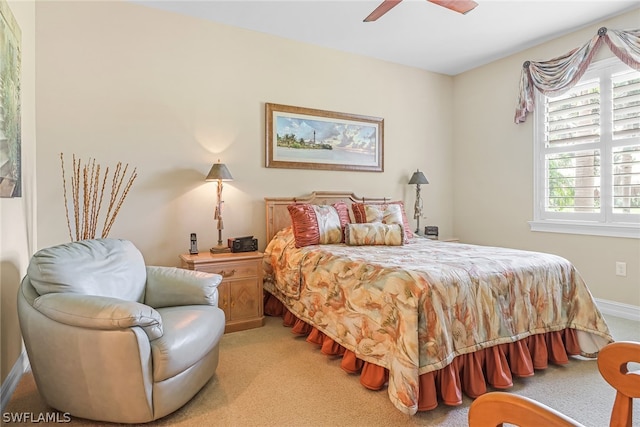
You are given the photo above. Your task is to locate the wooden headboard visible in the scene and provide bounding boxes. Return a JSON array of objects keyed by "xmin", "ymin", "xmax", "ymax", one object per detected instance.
[{"xmin": 264, "ymin": 191, "xmax": 390, "ymax": 243}]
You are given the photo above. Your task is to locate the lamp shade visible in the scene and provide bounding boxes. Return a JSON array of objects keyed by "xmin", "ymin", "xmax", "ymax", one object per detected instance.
[
  {"xmin": 408, "ymin": 170, "xmax": 429, "ymax": 185},
  {"xmin": 206, "ymin": 162, "xmax": 233, "ymax": 181}
]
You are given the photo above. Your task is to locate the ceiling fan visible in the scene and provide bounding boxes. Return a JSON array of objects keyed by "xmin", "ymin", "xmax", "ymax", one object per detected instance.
[{"xmin": 364, "ymin": 0, "xmax": 479, "ymax": 22}]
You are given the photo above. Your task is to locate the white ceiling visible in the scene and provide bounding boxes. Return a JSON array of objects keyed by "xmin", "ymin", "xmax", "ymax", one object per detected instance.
[{"xmin": 136, "ymin": 0, "xmax": 640, "ymax": 75}]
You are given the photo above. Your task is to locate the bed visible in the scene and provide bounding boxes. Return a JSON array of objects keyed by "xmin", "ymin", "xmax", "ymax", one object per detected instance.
[{"xmin": 262, "ymin": 191, "xmax": 613, "ymax": 415}]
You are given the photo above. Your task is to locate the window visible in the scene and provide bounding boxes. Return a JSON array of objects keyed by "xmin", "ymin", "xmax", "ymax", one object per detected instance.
[{"xmin": 531, "ymin": 57, "xmax": 640, "ymax": 238}]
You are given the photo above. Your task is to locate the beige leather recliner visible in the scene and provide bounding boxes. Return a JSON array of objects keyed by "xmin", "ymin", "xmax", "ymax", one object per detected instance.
[{"xmin": 17, "ymin": 238, "xmax": 226, "ymax": 424}]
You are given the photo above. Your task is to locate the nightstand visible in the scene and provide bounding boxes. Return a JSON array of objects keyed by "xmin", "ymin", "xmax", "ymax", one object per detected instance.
[{"xmin": 179, "ymin": 251, "xmax": 264, "ymax": 333}]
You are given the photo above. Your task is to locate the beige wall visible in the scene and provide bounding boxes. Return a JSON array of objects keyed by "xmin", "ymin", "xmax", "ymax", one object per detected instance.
[
  {"xmin": 453, "ymin": 10, "xmax": 640, "ymax": 308},
  {"xmin": 1, "ymin": 0, "xmax": 35, "ymax": 385},
  {"xmin": 34, "ymin": 1, "xmax": 454, "ymax": 266}
]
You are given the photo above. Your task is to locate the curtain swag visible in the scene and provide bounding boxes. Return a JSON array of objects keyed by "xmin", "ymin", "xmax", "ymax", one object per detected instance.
[{"xmin": 514, "ymin": 27, "xmax": 640, "ymax": 124}]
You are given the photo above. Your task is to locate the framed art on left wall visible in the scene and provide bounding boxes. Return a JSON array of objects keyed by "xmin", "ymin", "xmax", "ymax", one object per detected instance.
[
  {"xmin": 265, "ymin": 103, "xmax": 384, "ymax": 172},
  {"xmin": 0, "ymin": 0, "xmax": 21, "ymax": 198}
]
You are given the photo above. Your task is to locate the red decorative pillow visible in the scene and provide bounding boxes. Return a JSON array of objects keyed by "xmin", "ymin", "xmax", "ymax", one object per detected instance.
[
  {"xmin": 287, "ymin": 203, "xmax": 351, "ymax": 248},
  {"xmin": 332, "ymin": 202, "xmax": 351, "ymax": 241},
  {"xmin": 351, "ymin": 201, "xmax": 413, "ymax": 241},
  {"xmin": 332, "ymin": 202, "xmax": 350, "ymax": 225}
]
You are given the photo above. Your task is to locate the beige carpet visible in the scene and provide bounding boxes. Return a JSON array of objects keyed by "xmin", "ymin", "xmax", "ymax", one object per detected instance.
[{"xmin": 5, "ymin": 314, "xmax": 639, "ymax": 427}]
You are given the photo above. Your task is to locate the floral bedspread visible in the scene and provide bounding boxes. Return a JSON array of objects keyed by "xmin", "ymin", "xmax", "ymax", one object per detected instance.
[{"xmin": 263, "ymin": 228, "xmax": 613, "ymax": 415}]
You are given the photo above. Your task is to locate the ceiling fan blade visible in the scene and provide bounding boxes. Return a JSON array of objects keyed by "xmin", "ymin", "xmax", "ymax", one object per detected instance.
[
  {"xmin": 364, "ymin": 0, "xmax": 403, "ymax": 22},
  {"xmin": 428, "ymin": 0, "xmax": 478, "ymax": 15}
]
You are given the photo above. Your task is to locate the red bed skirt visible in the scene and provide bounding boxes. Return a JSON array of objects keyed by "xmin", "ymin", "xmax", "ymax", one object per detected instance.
[{"xmin": 264, "ymin": 292, "xmax": 582, "ymax": 411}]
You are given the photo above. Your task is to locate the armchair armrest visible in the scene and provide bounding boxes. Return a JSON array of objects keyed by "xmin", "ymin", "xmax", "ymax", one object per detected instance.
[
  {"xmin": 144, "ymin": 266, "xmax": 222, "ymax": 308},
  {"xmin": 33, "ymin": 293, "xmax": 163, "ymax": 340}
]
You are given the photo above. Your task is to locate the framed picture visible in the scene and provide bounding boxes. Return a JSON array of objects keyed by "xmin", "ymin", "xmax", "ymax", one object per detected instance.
[
  {"xmin": 0, "ymin": 0, "xmax": 21, "ymax": 198},
  {"xmin": 265, "ymin": 103, "xmax": 383, "ymax": 172}
]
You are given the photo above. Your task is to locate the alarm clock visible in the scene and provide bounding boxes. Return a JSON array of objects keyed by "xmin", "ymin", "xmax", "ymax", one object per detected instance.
[
  {"xmin": 228, "ymin": 236, "xmax": 258, "ymax": 253},
  {"xmin": 424, "ymin": 226, "xmax": 439, "ymax": 240}
]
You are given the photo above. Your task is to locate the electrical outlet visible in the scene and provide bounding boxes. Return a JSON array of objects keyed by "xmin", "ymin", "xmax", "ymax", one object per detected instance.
[{"xmin": 615, "ymin": 262, "xmax": 627, "ymax": 277}]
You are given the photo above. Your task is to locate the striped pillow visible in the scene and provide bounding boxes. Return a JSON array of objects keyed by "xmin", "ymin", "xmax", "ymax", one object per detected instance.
[{"xmin": 287, "ymin": 203, "xmax": 350, "ymax": 248}]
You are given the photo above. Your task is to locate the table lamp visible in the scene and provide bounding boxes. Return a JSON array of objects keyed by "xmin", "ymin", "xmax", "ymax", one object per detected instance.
[
  {"xmin": 206, "ymin": 160, "xmax": 233, "ymax": 253},
  {"xmin": 408, "ymin": 169, "xmax": 429, "ymax": 234}
]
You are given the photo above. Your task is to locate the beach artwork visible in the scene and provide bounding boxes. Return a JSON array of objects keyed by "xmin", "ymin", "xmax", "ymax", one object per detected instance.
[{"xmin": 265, "ymin": 103, "xmax": 383, "ymax": 172}]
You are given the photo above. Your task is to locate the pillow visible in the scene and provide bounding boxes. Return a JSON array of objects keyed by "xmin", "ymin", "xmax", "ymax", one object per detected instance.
[
  {"xmin": 344, "ymin": 223, "xmax": 404, "ymax": 246},
  {"xmin": 287, "ymin": 203, "xmax": 350, "ymax": 248},
  {"xmin": 352, "ymin": 201, "xmax": 413, "ymax": 241}
]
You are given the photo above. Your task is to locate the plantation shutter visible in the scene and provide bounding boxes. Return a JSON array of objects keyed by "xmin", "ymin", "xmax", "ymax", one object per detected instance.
[
  {"xmin": 546, "ymin": 79, "xmax": 600, "ymax": 147},
  {"xmin": 544, "ymin": 79, "xmax": 601, "ymax": 213},
  {"xmin": 612, "ymin": 69, "xmax": 640, "ymax": 214}
]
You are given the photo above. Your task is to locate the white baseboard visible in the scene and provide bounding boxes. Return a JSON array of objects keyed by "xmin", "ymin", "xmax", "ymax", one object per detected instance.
[
  {"xmin": 595, "ymin": 298, "xmax": 640, "ymax": 322},
  {"xmin": 1, "ymin": 350, "xmax": 30, "ymax": 413}
]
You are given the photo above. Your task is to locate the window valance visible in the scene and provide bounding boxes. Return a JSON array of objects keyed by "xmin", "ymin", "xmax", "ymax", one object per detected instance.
[{"xmin": 514, "ymin": 27, "xmax": 640, "ymax": 124}]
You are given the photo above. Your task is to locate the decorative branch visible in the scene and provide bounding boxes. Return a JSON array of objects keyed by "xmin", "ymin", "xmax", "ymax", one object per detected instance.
[
  {"xmin": 60, "ymin": 153, "xmax": 138, "ymax": 241},
  {"xmin": 59, "ymin": 153, "xmax": 73, "ymax": 242},
  {"xmin": 102, "ymin": 163, "xmax": 138, "ymax": 238}
]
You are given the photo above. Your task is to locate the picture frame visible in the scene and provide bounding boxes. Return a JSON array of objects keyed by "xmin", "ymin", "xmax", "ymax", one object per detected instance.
[{"xmin": 265, "ymin": 103, "xmax": 383, "ymax": 172}]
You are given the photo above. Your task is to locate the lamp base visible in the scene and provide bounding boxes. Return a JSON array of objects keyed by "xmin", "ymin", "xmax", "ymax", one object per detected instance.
[{"xmin": 210, "ymin": 244, "xmax": 231, "ymax": 254}]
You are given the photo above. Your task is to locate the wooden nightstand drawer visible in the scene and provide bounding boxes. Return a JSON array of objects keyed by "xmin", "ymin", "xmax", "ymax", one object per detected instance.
[
  {"xmin": 179, "ymin": 251, "xmax": 264, "ymax": 333},
  {"xmin": 196, "ymin": 261, "xmax": 258, "ymax": 279}
]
